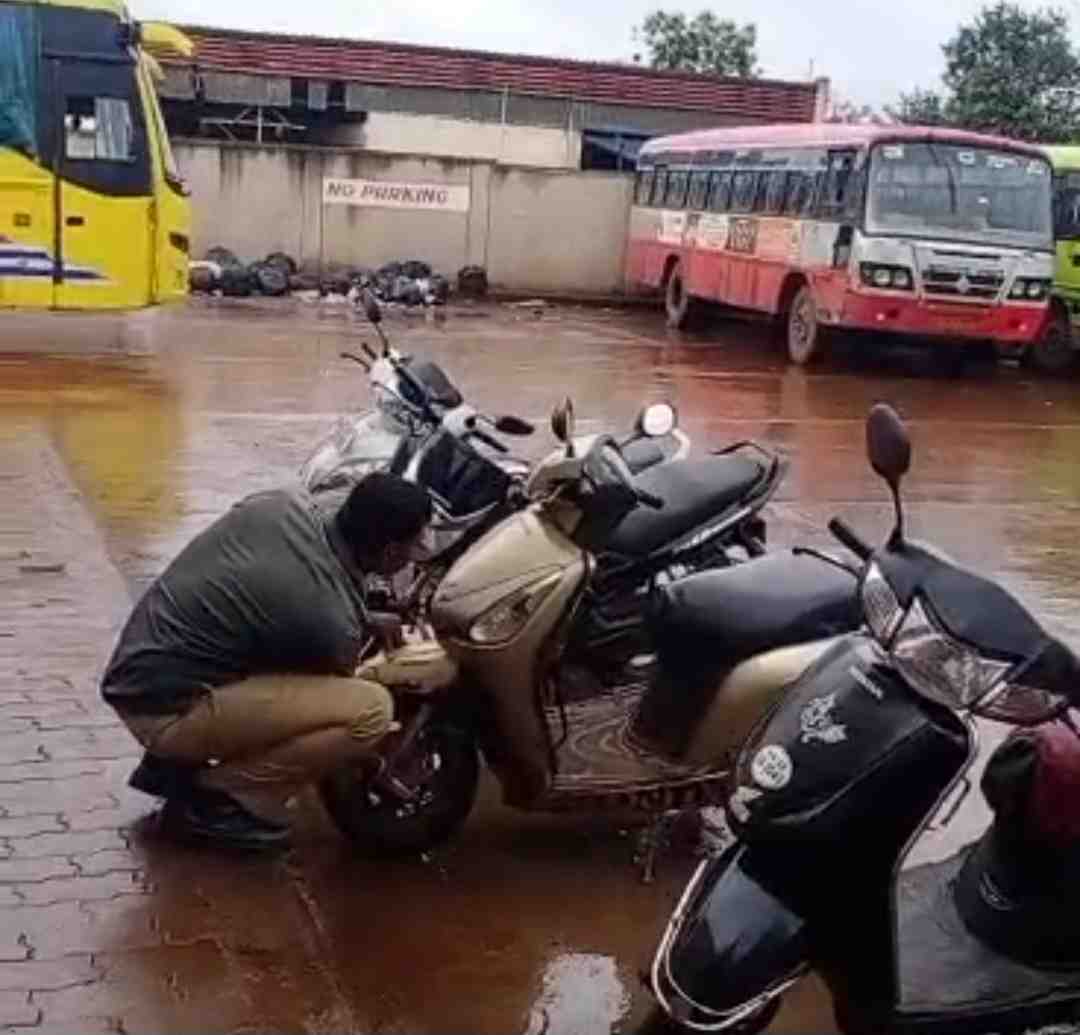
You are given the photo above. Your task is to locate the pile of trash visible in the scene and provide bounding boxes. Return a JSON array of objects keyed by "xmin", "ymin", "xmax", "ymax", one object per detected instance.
[
  {"xmin": 190, "ymin": 248, "xmax": 490, "ymax": 307},
  {"xmin": 188, "ymin": 248, "xmax": 299, "ymax": 298}
]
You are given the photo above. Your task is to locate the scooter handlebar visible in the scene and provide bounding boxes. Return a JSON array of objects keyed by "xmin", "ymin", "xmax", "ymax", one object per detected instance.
[
  {"xmin": 828, "ymin": 518, "xmax": 872, "ymax": 562},
  {"xmin": 471, "ymin": 428, "xmax": 509, "ymax": 454}
]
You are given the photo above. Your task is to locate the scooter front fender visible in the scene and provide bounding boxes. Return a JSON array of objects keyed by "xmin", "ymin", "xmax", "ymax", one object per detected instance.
[{"xmin": 650, "ymin": 844, "xmax": 808, "ymax": 1031}]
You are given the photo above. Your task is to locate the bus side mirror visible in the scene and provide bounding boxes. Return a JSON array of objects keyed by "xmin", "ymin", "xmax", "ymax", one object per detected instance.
[{"xmin": 833, "ymin": 224, "xmax": 854, "ymax": 268}]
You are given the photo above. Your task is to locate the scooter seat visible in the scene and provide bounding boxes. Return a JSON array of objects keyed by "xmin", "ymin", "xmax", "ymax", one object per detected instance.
[
  {"xmin": 604, "ymin": 455, "xmax": 766, "ymax": 558},
  {"xmin": 648, "ymin": 550, "xmax": 860, "ymax": 673}
]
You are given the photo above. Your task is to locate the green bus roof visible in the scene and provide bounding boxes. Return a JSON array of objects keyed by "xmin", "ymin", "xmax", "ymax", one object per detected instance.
[{"xmin": 1043, "ymin": 145, "xmax": 1080, "ymax": 170}]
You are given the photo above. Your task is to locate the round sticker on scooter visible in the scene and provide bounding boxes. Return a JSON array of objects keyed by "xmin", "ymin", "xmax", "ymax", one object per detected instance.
[{"xmin": 751, "ymin": 744, "xmax": 793, "ymax": 790}]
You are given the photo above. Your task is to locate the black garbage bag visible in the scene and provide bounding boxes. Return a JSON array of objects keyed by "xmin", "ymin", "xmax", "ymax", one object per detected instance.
[
  {"xmin": 264, "ymin": 251, "xmax": 298, "ymax": 275},
  {"xmin": 290, "ymin": 273, "xmax": 319, "ymax": 293},
  {"xmin": 220, "ymin": 264, "xmax": 254, "ymax": 297},
  {"xmin": 400, "ymin": 281, "xmax": 425, "ymax": 307},
  {"xmin": 428, "ymin": 273, "xmax": 451, "ymax": 304},
  {"xmin": 188, "ymin": 264, "xmax": 217, "ymax": 293},
  {"xmin": 253, "ymin": 262, "xmax": 289, "ymax": 296},
  {"xmin": 320, "ymin": 272, "xmax": 352, "ymax": 296},
  {"xmin": 206, "ymin": 245, "xmax": 241, "ymax": 269},
  {"xmin": 401, "ymin": 259, "xmax": 433, "ymax": 280},
  {"xmin": 457, "ymin": 265, "xmax": 488, "ymax": 299},
  {"xmin": 378, "ymin": 261, "xmax": 403, "ymax": 280}
]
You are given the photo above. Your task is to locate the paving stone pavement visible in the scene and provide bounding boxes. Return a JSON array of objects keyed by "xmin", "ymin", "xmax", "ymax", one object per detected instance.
[{"xmin": 0, "ymin": 423, "xmax": 354, "ymax": 1033}]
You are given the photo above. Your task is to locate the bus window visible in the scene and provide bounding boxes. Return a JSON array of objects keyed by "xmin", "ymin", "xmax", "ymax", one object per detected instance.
[
  {"xmin": 636, "ymin": 169, "xmax": 655, "ymax": 206},
  {"xmin": 818, "ymin": 150, "xmax": 858, "ymax": 219},
  {"xmin": 65, "ymin": 96, "xmax": 134, "ymax": 161},
  {"xmin": 688, "ymin": 170, "xmax": 709, "ymax": 211},
  {"xmin": 764, "ymin": 169, "xmax": 787, "ymax": 214},
  {"xmin": 783, "ymin": 171, "xmax": 811, "ymax": 214},
  {"xmin": 732, "ymin": 170, "xmax": 758, "ymax": 213},
  {"xmin": 666, "ymin": 170, "xmax": 689, "ymax": 208},
  {"xmin": 709, "ymin": 171, "xmax": 733, "ymax": 212},
  {"xmin": 653, "ymin": 167, "xmax": 668, "ymax": 208}
]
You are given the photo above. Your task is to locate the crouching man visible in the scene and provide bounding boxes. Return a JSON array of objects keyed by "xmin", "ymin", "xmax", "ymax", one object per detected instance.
[{"xmin": 101, "ymin": 473, "xmax": 432, "ymax": 852}]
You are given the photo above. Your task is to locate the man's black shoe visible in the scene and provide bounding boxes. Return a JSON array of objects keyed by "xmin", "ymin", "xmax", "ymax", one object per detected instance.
[
  {"xmin": 162, "ymin": 788, "xmax": 291, "ymax": 852},
  {"xmin": 128, "ymin": 752, "xmax": 198, "ymax": 799}
]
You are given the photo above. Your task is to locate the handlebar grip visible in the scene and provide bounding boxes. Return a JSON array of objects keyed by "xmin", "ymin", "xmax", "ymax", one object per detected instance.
[
  {"xmin": 828, "ymin": 518, "xmax": 872, "ymax": 561},
  {"xmin": 637, "ymin": 489, "xmax": 665, "ymax": 510},
  {"xmin": 472, "ymin": 429, "xmax": 509, "ymax": 454}
]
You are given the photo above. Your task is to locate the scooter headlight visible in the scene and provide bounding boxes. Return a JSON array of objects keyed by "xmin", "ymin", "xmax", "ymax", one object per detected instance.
[
  {"xmin": 468, "ymin": 572, "xmax": 562, "ymax": 645},
  {"xmin": 890, "ymin": 596, "xmax": 1011, "ymax": 710}
]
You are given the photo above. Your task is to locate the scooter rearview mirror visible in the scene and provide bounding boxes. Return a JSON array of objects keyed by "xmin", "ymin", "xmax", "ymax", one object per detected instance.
[
  {"xmin": 550, "ymin": 398, "xmax": 576, "ymax": 457},
  {"xmin": 866, "ymin": 403, "xmax": 910, "ymax": 543},
  {"xmin": 494, "ymin": 415, "xmax": 535, "ymax": 436}
]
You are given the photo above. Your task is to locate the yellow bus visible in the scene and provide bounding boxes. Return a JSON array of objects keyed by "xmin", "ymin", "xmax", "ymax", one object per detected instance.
[
  {"xmin": 0, "ymin": 0, "xmax": 191, "ymax": 310},
  {"xmin": 1042, "ymin": 146, "xmax": 1080, "ymax": 373}
]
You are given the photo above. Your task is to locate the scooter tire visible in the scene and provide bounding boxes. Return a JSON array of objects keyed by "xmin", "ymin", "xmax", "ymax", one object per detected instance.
[{"xmin": 319, "ymin": 722, "xmax": 479, "ymax": 858}]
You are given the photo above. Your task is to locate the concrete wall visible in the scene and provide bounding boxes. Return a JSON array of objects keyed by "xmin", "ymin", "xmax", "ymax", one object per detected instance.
[
  {"xmin": 334, "ymin": 113, "xmax": 582, "ymax": 170},
  {"xmin": 174, "ymin": 140, "xmax": 633, "ymax": 296}
]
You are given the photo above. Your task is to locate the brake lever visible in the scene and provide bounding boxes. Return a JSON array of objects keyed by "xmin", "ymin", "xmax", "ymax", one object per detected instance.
[{"xmin": 339, "ymin": 351, "xmax": 371, "ymax": 372}]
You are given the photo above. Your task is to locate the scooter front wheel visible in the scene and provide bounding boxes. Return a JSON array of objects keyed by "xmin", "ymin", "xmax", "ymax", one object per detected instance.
[{"xmin": 319, "ymin": 721, "xmax": 479, "ymax": 858}]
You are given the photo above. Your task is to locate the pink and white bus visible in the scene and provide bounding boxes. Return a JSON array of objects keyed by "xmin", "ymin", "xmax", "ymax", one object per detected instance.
[{"xmin": 627, "ymin": 124, "xmax": 1055, "ymax": 365}]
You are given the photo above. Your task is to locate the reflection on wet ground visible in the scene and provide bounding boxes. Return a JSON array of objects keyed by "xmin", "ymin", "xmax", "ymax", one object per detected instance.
[{"xmin": 4, "ymin": 297, "xmax": 1080, "ymax": 1033}]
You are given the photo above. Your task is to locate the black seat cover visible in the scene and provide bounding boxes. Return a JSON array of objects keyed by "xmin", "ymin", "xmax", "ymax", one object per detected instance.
[
  {"xmin": 633, "ymin": 551, "xmax": 859, "ymax": 758},
  {"xmin": 604, "ymin": 455, "xmax": 764, "ymax": 557},
  {"xmin": 650, "ymin": 550, "xmax": 860, "ymax": 673}
]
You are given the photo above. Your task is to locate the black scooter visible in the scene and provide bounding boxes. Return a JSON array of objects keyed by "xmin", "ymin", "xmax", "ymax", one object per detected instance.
[{"xmin": 644, "ymin": 403, "xmax": 1080, "ymax": 1035}]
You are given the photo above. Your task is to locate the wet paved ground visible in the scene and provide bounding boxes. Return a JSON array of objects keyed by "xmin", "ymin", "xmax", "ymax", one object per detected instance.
[{"xmin": 3, "ymin": 297, "xmax": 1080, "ymax": 1033}]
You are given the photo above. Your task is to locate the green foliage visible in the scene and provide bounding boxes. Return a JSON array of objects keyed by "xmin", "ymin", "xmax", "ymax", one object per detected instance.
[{"xmin": 637, "ymin": 10, "xmax": 760, "ymax": 77}]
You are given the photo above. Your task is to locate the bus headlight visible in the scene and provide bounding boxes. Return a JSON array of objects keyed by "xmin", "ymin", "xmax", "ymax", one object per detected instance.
[
  {"xmin": 860, "ymin": 263, "xmax": 914, "ymax": 291},
  {"xmin": 1008, "ymin": 278, "xmax": 1051, "ymax": 301}
]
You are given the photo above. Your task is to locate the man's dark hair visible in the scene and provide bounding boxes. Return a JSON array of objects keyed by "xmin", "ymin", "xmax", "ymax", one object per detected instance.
[{"xmin": 336, "ymin": 473, "xmax": 432, "ymax": 554}]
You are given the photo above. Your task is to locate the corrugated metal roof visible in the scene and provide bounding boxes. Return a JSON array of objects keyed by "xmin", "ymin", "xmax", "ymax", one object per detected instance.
[{"xmin": 164, "ymin": 25, "xmax": 819, "ymax": 121}]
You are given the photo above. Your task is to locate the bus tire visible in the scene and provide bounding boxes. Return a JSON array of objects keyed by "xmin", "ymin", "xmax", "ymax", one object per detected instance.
[
  {"xmin": 787, "ymin": 286, "xmax": 824, "ymax": 365},
  {"xmin": 1028, "ymin": 306, "xmax": 1074, "ymax": 375},
  {"xmin": 665, "ymin": 263, "xmax": 696, "ymax": 329}
]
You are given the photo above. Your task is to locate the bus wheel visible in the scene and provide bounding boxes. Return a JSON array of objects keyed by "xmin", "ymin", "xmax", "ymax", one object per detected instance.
[
  {"xmin": 787, "ymin": 286, "xmax": 824, "ymax": 364},
  {"xmin": 665, "ymin": 264, "xmax": 696, "ymax": 329},
  {"xmin": 1028, "ymin": 309, "xmax": 1074, "ymax": 375}
]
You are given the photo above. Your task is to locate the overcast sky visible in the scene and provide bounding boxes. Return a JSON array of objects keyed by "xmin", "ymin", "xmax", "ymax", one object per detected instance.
[{"xmin": 129, "ymin": 0, "xmax": 1080, "ymax": 109}]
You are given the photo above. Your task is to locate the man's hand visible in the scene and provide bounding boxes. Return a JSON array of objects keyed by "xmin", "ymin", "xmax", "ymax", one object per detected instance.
[
  {"xmin": 355, "ymin": 640, "xmax": 457, "ymax": 691},
  {"xmin": 368, "ymin": 610, "xmax": 404, "ymax": 650}
]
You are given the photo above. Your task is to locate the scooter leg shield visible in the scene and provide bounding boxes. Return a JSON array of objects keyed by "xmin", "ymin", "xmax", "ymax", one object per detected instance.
[{"xmin": 650, "ymin": 845, "xmax": 808, "ymax": 1029}]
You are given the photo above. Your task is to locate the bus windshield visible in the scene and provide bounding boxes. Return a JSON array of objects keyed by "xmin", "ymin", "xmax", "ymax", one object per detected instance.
[
  {"xmin": 866, "ymin": 142, "xmax": 1053, "ymax": 251},
  {"xmin": 1053, "ymin": 171, "xmax": 1080, "ymax": 241},
  {"xmin": 0, "ymin": 3, "xmax": 39, "ymax": 155}
]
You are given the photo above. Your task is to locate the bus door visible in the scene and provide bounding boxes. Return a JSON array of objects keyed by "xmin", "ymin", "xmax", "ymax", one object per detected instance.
[
  {"xmin": 683, "ymin": 169, "xmax": 718, "ymax": 296},
  {"xmin": 48, "ymin": 52, "xmax": 154, "ymax": 309},
  {"xmin": 811, "ymin": 149, "xmax": 859, "ymax": 318}
]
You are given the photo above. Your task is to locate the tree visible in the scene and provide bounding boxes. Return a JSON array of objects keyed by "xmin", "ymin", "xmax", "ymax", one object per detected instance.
[
  {"xmin": 826, "ymin": 98, "xmax": 896, "ymax": 125},
  {"xmin": 636, "ymin": 10, "xmax": 760, "ymax": 78},
  {"xmin": 893, "ymin": 3, "xmax": 1080, "ymax": 141},
  {"xmin": 890, "ymin": 88, "xmax": 950, "ymax": 127}
]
